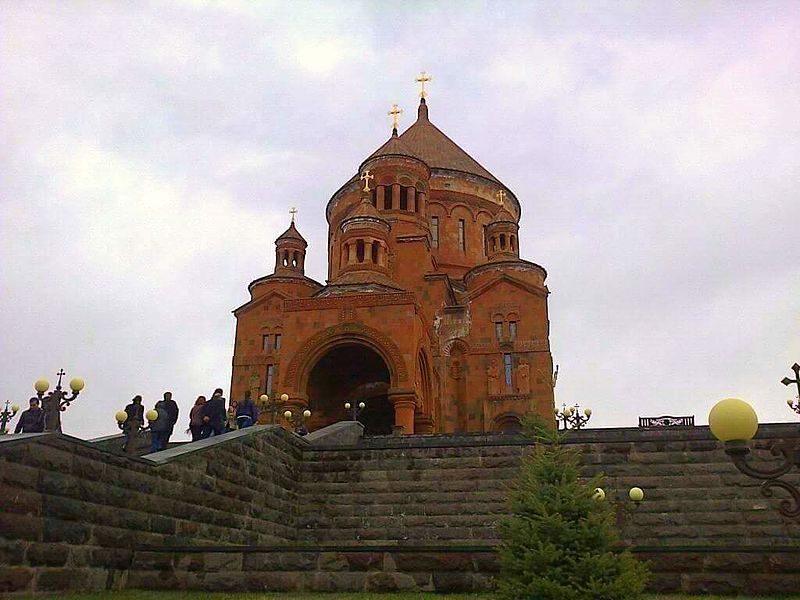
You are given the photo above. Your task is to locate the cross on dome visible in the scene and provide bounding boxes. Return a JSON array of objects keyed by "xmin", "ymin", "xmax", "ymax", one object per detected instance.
[
  {"xmin": 496, "ymin": 189, "xmax": 507, "ymax": 205},
  {"xmin": 415, "ymin": 71, "xmax": 432, "ymax": 98},
  {"xmin": 388, "ymin": 104, "xmax": 403, "ymax": 132},
  {"xmin": 289, "ymin": 207, "xmax": 298, "ymax": 223},
  {"xmin": 360, "ymin": 170, "xmax": 374, "ymax": 193}
]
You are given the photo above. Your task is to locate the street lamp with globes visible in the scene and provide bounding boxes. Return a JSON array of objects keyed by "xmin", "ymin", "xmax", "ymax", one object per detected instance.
[
  {"xmin": 260, "ymin": 393, "xmax": 289, "ymax": 424},
  {"xmin": 283, "ymin": 408, "xmax": 312, "ymax": 435},
  {"xmin": 708, "ymin": 396, "xmax": 800, "ymax": 520},
  {"xmin": 35, "ymin": 369, "xmax": 85, "ymax": 432},
  {"xmin": 0, "ymin": 401, "xmax": 20, "ymax": 435},
  {"xmin": 345, "ymin": 401, "xmax": 366, "ymax": 421}
]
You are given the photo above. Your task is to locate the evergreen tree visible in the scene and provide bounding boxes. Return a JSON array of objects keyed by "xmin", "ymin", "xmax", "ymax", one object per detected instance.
[{"xmin": 498, "ymin": 415, "xmax": 649, "ymax": 600}]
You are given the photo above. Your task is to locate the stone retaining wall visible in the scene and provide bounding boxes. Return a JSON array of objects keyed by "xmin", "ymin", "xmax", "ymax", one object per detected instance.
[{"xmin": 1, "ymin": 422, "xmax": 799, "ymax": 595}]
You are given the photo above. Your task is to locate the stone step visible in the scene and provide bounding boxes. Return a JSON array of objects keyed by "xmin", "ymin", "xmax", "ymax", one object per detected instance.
[{"xmin": 297, "ymin": 501, "xmax": 509, "ymax": 518}]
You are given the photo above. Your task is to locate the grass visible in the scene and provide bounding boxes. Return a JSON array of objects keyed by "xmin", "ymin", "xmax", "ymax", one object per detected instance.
[{"xmin": 19, "ymin": 593, "xmax": 800, "ymax": 600}]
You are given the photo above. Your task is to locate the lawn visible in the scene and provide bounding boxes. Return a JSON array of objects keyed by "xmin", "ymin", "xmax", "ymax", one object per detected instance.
[{"xmin": 20, "ymin": 593, "xmax": 800, "ymax": 600}]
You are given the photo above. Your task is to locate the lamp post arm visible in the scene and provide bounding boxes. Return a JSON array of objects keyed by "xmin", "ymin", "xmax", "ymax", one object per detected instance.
[
  {"xmin": 725, "ymin": 441, "xmax": 797, "ymax": 480},
  {"xmin": 761, "ymin": 479, "xmax": 800, "ymax": 519},
  {"xmin": 59, "ymin": 391, "xmax": 80, "ymax": 410}
]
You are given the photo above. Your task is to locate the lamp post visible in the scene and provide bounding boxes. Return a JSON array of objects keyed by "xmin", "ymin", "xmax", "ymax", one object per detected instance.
[
  {"xmin": 709, "ymin": 395, "xmax": 800, "ymax": 520},
  {"xmin": 783, "ymin": 363, "xmax": 800, "ymax": 416},
  {"xmin": 556, "ymin": 403, "xmax": 592, "ymax": 430},
  {"xmin": 344, "ymin": 400, "xmax": 366, "ymax": 421},
  {"xmin": 35, "ymin": 369, "xmax": 85, "ymax": 433},
  {"xmin": 260, "ymin": 393, "xmax": 288, "ymax": 424},
  {"xmin": 0, "ymin": 401, "xmax": 20, "ymax": 435},
  {"xmin": 283, "ymin": 408, "xmax": 312, "ymax": 436}
]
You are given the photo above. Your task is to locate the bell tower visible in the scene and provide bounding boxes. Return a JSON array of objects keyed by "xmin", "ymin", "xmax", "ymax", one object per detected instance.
[{"xmin": 274, "ymin": 210, "xmax": 307, "ymax": 277}]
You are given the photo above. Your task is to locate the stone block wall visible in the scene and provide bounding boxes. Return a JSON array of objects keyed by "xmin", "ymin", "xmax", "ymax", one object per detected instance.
[
  {"xmin": 1, "ymin": 422, "xmax": 799, "ymax": 595},
  {"xmin": 0, "ymin": 426, "xmax": 304, "ymax": 594}
]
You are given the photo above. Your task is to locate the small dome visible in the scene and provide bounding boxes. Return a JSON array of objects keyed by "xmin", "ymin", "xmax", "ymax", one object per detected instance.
[
  {"xmin": 490, "ymin": 207, "xmax": 517, "ymax": 225},
  {"xmin": 276, "ymin": 221, "xmax": 307, "ymax": 245},
  {"xmin": 342, "ymin": 197, "xmax": 390, "ymax": 230},
  {"xmin": 360, "ymin": 130, "xmax": 426, "ymax": 170}
]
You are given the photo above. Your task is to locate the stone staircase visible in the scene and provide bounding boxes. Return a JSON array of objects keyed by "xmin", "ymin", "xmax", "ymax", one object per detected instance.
[{"xmin": 297, "ymin": 435, "xmax": 525, "ymax": 545}]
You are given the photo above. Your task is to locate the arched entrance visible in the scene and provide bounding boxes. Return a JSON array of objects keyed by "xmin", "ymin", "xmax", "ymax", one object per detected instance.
[{"xmin": 306, "ymin": 344, "xmax": 394, "ymax": 435}]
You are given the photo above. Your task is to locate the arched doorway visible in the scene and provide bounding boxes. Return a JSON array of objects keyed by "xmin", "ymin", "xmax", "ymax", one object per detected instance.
[{"xmin": 306, "ymin": 344, "xmax": 394, "ymax": 435}]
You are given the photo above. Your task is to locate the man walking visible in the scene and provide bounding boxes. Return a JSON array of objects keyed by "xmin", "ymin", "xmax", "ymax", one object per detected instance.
[
  {"xmin": 236, "ymin": 391, "xmax": 259, "ymax": 428},
  {"xmin": 14, "ymin": 397, "xmax": 45, "ymax": 433},
  {"xmin": 159, "ymin": 391, "xmax": 179, "ymax": 447},
  {"xmin": 201, "ymin": 388, "xmax": 227, "ymax": 437}
]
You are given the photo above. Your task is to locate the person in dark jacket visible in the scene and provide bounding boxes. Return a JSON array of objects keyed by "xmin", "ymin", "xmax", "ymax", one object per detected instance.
[
  {"xmin": 235, "ymin": 391, "xmax": 259, "ymax": 429},
  {"xmin": 159, "ymin": 391, "xmax": 179, "ymax": 446},
  {"xmin": 149, "ymin": 402, "xmax": 170, "ymax": 453},
  {"xmin": 14, "ymin": 397, "xmax": 45, "ymax": 433},
  {"xmin": 121, "ymin": 395, "xmax": 144, "ymax": 451},
  {"xmin": 201, "ymin": 388, "xmax": 227, "ymax": 437}
]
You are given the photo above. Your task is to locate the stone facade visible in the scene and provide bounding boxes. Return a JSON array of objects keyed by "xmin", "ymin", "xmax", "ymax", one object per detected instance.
[
  {"xmin": 230, "ymin": 99, "xmax": 555, "ymax": 435},
  {"xmin": 1, "ymin": 424, "xmax": 799, "ymax": 595}
]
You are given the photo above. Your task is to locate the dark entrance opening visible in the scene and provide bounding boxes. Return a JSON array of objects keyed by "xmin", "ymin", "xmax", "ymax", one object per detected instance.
[{"xmin": 307, "ymin": 344, "xmax": 393, "ymax": 435}]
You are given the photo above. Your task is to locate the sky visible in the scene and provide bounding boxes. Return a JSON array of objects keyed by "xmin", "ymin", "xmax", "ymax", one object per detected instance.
[{"xmin": 1, "ymin": 0, "xmax": 798, "ymax": 440}]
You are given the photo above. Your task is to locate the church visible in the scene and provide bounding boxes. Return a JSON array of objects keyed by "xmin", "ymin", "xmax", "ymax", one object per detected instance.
[{"xmin": 231, "ymin": 77, "xmax": 555, "ymax": 435}]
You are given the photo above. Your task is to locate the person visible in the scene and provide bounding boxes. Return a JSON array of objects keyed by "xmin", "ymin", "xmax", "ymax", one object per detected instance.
[
  {"xmin": 14, "ymin": 397, "xmax": 45, "ymax": 433},
  {"xmin": 148, "ymin": 401, "xmax": 170, "ymax": 453},
  {"xmin": 201, "ymin": 388, "xmax": 227, "ymax": 437},
  {"xmin": 226, "ymin": 401, "xmax": 238, "ymax": 432},
  {"xmin": 188, "ymin": 395, "xmax": 206, "ymax": 441},
  {"xmin": 158, "ymin": 391, "xmax": 179, "ymax": 447},
  {"xmin": 236, "ymin": 391, "xmax": 259, "ymax": 429},
  {"xmin": 121, "ymin": 395, "xmax": 144, "ymax": 452}
]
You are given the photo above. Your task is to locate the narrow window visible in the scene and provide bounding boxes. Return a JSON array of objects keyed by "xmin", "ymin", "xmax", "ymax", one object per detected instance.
[
  {"xmin": 262, "ymin": 335, "xmax": 271, "ymax": 352},
  {"xmin": 509, "ymin": 321, "xmax": 517, "ymax": 339},
  {"xmin": 292, "ymin": 251, "xmax": 298, "ymax": 267},
  {"xmin": 500, "ymin": 234, "xmax": 506, "ymax": 249},
  {"xmin": 431, "ymin": 216, "xmax": 439, "ymax": 248},
  {"xmin": 356, "ymin": 239, "xmax": 365, "ymax": 263},
  {"xmin": 504, "ymin": 354, "xmax": 513, "ymax": 386},
  {"xmin": 266, "ymin": 365, "xmax": 274, "ymax": 394},
  {"xmin": 371, "ymin": 241, "xmax": 379, "ymax": 263},
  {"xmin": 370, "ymin": 187, "xmax": 377, "ymax": 206},
  {"xmin": 384, "ymin": 186, "xmax": 393, "ymax": 210},
  {"xmin": 274, "ymin": 334, "xmax": 282, "ymax": 351},
  {"xmin": 495, "ymin": 321, "xmax": 504, "ymax": 340},
  {"xmin": 510, "ymin": 235, "xmax": 515, "ymax": 251},
  {"xmin": 458, "ymin": 219, "xmax": 465, "ymax": 251},
  {"xmin": 399, "ymin": 187, "xmax": 408, "ymax": 210},
  {"xmin": 282, "ymin": 251, "xmax": 289, "ymax": 266}
]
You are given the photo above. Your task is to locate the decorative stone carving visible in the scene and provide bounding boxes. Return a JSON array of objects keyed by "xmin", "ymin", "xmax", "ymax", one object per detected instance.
[
  {"xmin": 516, "ymin": 360, "xmax": 530, "ymax": 396},
  {"xmin": 487, "ymin": 358, "xmax": 501, "ymax": 396}
]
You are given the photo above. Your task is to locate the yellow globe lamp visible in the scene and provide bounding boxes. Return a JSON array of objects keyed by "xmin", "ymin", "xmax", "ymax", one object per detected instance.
[
  {"xmin": 34, "ymin": 379, "xmax": 50, "ymax": 393},
  {"xmin": 563, "ymin": 406, "xmax": 573, "ymax": 417},
  {"xmin": 115, "ymin": 411, "xmax": 128, "ymax": 423},
  {"xmin": 11, "ymin": 404, "xmax": 20, "ymax": 413},
  {"xmin": 708, "ymin": 398, "xmax": 759, "ymax": 442},
  {"xmin": 593, "ymin": 487, "xmax": 605, "ymax": 501},
  {"xmin": 629, "ymin": 487, "xmax": 644, "ymax": 502},
  {"xmin": 259, "ymin": 394, "xmax": 269, "ymax": 403},
  {"xmin": 69, "ymin": 378, "xmax": 85, "ymax": 392},
  {"xmin": 344, "ymin": 402, "xmax": 352, "ymax": 410},
  {"xmin": 145, "ymin": 409, "xmax": 159, "ymax": 422},
  {"xmin": 283, "ymin": 410, "xmax": 292, "ymax": 420},
  {"xmin": 358, "ymin": 402, "xmax": 366, "ymax": 409},
  {"xmin": 303, "ymin": 409, "xmax": 312, "ymax": 418},
  {"xmin": 584, "ymin": 408, "xmax": 592, "ymax": 417},
  {"xmin": 280, "ymin": 393, "xmax": 289, "ymax": 402}
]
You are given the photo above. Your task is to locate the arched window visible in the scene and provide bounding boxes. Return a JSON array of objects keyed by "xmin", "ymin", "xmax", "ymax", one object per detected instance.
[
  {"xmin": 500, "ymin": 234, "xmax": 506, "ymax": 249},
  {"xmin": 371, "ymin": 241, "xmax": 379, "ymax": 263},
  {"xmin": 383, "ymin": 186, "xmax": 393, "ymax": 210},
  {"xmin": 399, "ymin": 187, "xmax": 408, "ymax": 210},
  {"xmin": 356, "ymin": 239, "xmax": 365, "ymax": 263},
  {"xmin": 282, "ymin": 251, "xmax": 289, "ymax": 267}
]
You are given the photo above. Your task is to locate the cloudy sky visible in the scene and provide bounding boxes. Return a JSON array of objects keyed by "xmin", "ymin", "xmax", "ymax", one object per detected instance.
[{"xmin": 2, "ymin": 1, "xmax": 798, "ymax": 439}]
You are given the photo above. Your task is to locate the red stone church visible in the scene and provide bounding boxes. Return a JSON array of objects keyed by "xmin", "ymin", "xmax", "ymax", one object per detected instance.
[{"xmin": 231, "ymin": 94, "xmax": 555, "ymax": 434}]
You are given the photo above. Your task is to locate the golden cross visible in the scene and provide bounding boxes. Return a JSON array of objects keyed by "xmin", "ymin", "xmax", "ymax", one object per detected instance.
[
  {"xmin": 388, "ymin": 104, "xmax": 403, "ymax": 130},
  {"xmin": 360, "ymin": 170, "xmax": 374, "ymax": 193},
  {"xmin": 415, "ymin": 71, "xmax": 432, "ymax": 98},
  {"xmin": 289, "ymin": 207, "xmax": 298, "ymax": 222},
  {"xmin": 496, "ymin": 189, "xmax": 507, "ymax": 205}
]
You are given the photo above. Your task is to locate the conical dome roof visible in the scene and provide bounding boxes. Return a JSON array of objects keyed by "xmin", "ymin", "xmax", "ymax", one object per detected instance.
[
  {"xmin": 361, "ymin": 129, "xmax": 425, "ymax": 168},
  {"xmin": 398, "ymin": 99, "xmax": 501, "ymax": 184},
  {"xmin": 490, "ymin": 207, "xmax": 517, "ymax": 225},
  {"xmin": 342, "ymin": 197, "xmax": 390, "ymax": 230},
  {"xmin": 276, "ymin": 221, "xmax": 307, "ymax": 245}
]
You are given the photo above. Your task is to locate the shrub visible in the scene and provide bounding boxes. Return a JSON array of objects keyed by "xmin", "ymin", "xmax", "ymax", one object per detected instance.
[{"xmin": 497, "ymin": 414, "xmax": 649, "ymax": 600}]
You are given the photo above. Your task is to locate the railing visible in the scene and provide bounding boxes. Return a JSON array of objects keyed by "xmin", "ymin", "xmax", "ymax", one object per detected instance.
[{"xmin": 638, "ymin": 415, "xmax": 695, "ymax": 428}]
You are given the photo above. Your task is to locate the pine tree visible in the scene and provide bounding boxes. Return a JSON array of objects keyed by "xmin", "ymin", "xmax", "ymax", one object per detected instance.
[{"xmin": 497, "ymin": 415, "xmax": 649, "ymax": 600}]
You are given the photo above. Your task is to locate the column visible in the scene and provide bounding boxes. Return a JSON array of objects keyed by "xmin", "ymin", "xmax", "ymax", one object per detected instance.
[
  {"xmin": 417, "ymin": 192, "xmax": 426, "ymax": 216},
  {"xmin": 391, "ymin": 183, "xmax": 400, "ymax": 210},
  {"xmin": 376, "ymin": 243, "xmax": 385, "ymax": 266},
  {"xmin": 408, "ymin": 187, "xmax": 416, "ymax": 213},
  {"xmin": 348, "ymin": 241, "xmax": 357, "ymax": 264},
  {"xmin": 390, "ymin": 391, "xmax": 416, "ymax": 434},
  {"xmin": 377, "ymin": 186, "xmax": 385, "ymax": 209}
]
